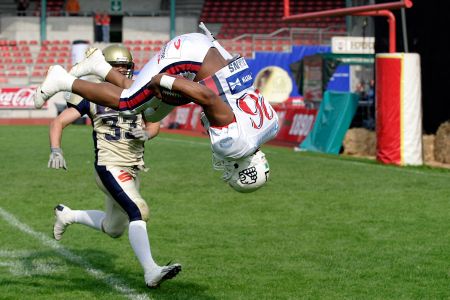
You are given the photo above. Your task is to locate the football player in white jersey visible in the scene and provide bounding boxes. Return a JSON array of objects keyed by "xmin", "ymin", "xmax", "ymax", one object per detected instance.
[
  {"xmin": 47, "ymin": 44, "xmax": 181, "ymax": 288},
  {"xmin": 35, "ymin": 23, "xmax": 279, "ymax": 193}
]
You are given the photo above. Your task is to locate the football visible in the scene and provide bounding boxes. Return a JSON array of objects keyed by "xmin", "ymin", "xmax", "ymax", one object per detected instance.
[{"xmin": 160, "ymin": 88, "xmax": 191, "ymax": 106}]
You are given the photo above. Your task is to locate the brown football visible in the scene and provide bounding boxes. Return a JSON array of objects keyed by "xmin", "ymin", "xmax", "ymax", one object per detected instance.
[{"xmin": 160, "ymin": 88, "xmax": 191, "ymax": 106}]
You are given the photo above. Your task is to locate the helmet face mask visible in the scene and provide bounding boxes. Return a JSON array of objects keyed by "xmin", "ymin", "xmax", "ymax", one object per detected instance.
[
  {"xmin": 102, "ymin": 44, "xmax": 134, "ymax": 78},
  {"xmin": 224, "ymin": 150, "xmax": 270, "ymax": 193}
]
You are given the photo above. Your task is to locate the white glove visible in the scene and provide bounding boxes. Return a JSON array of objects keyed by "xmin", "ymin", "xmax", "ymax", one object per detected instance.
[
  {"xmin": 48, "ymin": 148, "xmax": 67, "ymax": 170},
  {"xmin": 131, "ymin": 127, "xmax": 151, "ymax": 141}
]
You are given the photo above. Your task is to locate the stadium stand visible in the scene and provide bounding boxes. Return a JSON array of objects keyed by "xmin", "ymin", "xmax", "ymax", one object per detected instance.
[
  {"xmin": 200, "ymin": 0, "xmax": 346, "ymax": 40},
  {"xmin": 32, "ymin": 0, "xmax": 65, "ymax": 16},
  {"xmin": 0, "ymin": 0, "xmax": 17, "ymax": 16},
  {"xmin": 0, "ymin": 0, "xmax": 349, "ymax": 83}
]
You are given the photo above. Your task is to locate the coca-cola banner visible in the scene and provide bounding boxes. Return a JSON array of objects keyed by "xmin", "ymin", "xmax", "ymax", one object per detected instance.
[
  {"xmin": 0, "ymin": 87, "xmax": 46, "ymax": 109},
  {"xmin": 162, "ymin": 102, "xmax": 317, "ymax": 145}
]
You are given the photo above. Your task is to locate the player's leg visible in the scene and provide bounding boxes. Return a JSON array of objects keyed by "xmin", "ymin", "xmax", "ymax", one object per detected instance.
[
  {"xmin": 53, "ymin": 171, "xmax": 113, "ymax": 240},
  {"xmin": 101, "ymin": 194, "xmax": 129, "ymax": 238},
  {"xmin": 34, "ymin": 64, "xmax": 123, "ymax": 110},
  {"xmin": 71, "ymin": 79, "xmax": 122, "ymax": 109},
  {"xmin": 94, "ymin": 165, "xmax": 181, "ymax": 287},
  {"xmin": 53, "ymin": 204, "xmax": 106, "ymax": 241}
]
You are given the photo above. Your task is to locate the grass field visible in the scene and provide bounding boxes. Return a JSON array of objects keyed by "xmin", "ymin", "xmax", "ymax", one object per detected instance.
[{"xmin": 0, "ymin": 125, "xmax": 449, "ymax": 300}]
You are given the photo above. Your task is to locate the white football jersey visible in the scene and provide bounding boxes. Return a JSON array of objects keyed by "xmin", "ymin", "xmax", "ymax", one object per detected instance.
[
  {"xmin": 68, "ymin": 93, "xmax": 146, "ymax": 167},
  {"xmin": 200, "ymin": 57, "xmax": 280, "ymax": 159}
]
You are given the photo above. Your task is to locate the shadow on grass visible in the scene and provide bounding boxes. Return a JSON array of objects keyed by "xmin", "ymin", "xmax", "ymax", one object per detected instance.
[{"xmin": 0, "ymin": 248, "xmax": 215, "ymax": 299}]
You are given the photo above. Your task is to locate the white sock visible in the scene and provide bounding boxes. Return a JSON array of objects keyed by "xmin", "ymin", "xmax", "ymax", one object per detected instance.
[
  {"xmin": 73, "ymin": 210, "xmax": 105, "ymax": 231},
  {"xmin": 128, "ymin": 220, "xmax": 159, "ymax": 274}
]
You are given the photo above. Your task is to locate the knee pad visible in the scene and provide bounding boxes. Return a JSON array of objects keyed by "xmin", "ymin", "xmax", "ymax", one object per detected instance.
[{"xmin": 134, "ymin": 198, "xmax": 149, "ymax": 222}]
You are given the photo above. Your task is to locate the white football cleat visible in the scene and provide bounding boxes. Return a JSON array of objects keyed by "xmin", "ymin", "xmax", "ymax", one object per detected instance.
[
  {"xmin": 53, "ymin": 204, "xmax": 74, "ymax": 241},
  {"xmin": 145, "ymin": 263, "xmax": 182, "ymax": 288},
  {"xmin": 69, "ymin": 47, "xmax": 112, "ymax": 79},
  {"xmin": 34, "ymin": 65, "xmax": 76, "ymax": 109}
]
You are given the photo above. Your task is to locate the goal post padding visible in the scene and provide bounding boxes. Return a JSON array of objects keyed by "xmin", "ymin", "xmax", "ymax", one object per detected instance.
[{"xmin": 376, "ymin": 53, "xmax": 422, "ymax": 165}]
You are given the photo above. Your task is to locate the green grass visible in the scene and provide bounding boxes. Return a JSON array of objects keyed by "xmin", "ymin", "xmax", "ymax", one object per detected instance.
[{"xmin": 0, "ymin": 125, "xmax": 449, "ymax": 300}]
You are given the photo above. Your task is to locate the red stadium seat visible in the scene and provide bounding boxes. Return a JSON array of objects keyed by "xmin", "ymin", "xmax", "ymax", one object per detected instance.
[{"xmin": 32, "ymin": 70, "xmax": 45, "ymax": 77}]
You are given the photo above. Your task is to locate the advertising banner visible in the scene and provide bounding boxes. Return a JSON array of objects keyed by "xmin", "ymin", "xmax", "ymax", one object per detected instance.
[
  {"xmin": 163, "ymin": 100, "xmax": 317, "ymax": 145},
  {"xmin": 0, "ymin": 87, "xmax": 45, "ymax": 109}
]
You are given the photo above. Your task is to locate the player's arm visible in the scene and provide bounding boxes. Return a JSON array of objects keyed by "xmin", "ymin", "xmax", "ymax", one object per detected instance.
[
  {"xmin": 149, "ymin": 73, "xmax": 235, "ymax": 127},
  {"xmin": 144, "ymin": 121, "xmax": 160, "ymax": 139},
  {"xmin": 48, "ymin": 107, "xmax": 82, "ymax": 169}
]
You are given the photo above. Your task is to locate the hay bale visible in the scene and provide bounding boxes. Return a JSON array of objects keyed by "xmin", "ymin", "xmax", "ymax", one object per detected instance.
[
  {"xmin": 422, "ymin": 134, "xmax": 435, "ymax": 163},
  {"xmin": 434, "ymin": 121, "xmax": 450, "ymax": 163},
  {"xmin": 343, "ymin": 128, "xmax": 376, "ymax": 156}
]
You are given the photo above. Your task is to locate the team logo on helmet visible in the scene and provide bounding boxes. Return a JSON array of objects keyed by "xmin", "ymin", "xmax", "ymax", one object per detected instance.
[
  {"xmin": 238, "ymin": 167, "xmax": 258, "ymax": 185},
  {"xmin": 226, "ymin": 150, "xmax": 270, "ymax": 193}
]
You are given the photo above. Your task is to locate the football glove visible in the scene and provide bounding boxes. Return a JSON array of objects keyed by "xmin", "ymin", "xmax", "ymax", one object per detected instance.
[
  {"xmin": 130, "ymin": 127, "xmax": 151, "ymax": 141},
  {"xmin": 48, "ymin": 148, "xmax": 67, "ymax": 170}
]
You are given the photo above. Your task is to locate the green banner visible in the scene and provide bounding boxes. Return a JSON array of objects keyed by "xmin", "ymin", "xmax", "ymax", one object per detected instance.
[{"xmin": 300, "ymin": 91, "xmax": 359, "ymax": 154}]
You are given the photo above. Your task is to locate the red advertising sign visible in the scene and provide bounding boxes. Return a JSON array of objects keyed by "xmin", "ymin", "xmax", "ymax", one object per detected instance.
[
  {"xmin": 0, "ymin": 87, "xmax": 45, "ymax": 109},
  {"xmin": 273, "ymin": 104, "xmax": 317, "ymax": 144},
  {"xmin": 163, "ymin": 101, "xmax": 317, "ymax": 145}
]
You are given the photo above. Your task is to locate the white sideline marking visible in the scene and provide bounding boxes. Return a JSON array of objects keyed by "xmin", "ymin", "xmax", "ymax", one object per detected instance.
[
  {"xmin": 0, "ymin": 249, "xmax": 66, "ymax": 277},
  {"xmin": 0, "ymin": 207, "xmax": 150, "ymax": 300}
]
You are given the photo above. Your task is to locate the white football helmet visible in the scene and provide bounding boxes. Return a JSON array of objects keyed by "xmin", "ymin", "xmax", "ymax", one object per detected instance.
[{"xmin": 214, "ymin": 150, "xmax": 270, "ymax": 193}]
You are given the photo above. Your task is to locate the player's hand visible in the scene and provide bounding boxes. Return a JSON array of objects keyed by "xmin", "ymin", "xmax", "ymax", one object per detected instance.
[
  {"xmin": 48, "ymin": 148, "xmax": 67, "ymax": 170},
  {"xmin": 130, "ymin": 127, "xmax": 151, "ymax": 141}
]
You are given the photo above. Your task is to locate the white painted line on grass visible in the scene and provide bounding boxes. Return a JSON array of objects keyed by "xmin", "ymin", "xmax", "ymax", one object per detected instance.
[
  {"xmin": 0, "ymin": 207, "xmax": 150, "ymax": 300},
  {"xmin": 0, "ymin": 250, "xmax": 65, "ymax": 277}
]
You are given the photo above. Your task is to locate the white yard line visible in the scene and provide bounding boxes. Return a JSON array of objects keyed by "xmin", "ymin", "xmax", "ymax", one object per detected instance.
[{"xmin": 0, "ymin": 207, "xmax": 150, "ymax": 300}]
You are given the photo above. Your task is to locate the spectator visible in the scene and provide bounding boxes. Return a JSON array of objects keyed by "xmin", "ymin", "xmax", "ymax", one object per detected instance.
[
  {"xmin": 16, "ymin": 0, "xmax": 29, "ymax": 16},
  {"xmin": 101, "ymin": 12, "xmax": 111, "ymax": 43},
  {"xmin": 94, "ymin": 11, "xmax": 103, "ymax": 42},
  {"xmin": 367, "ymin": 79, "xmax": 375, "ymax": 104},
  {"xmin": 65, "ymin": 0, "xmax": 80, "ymax": 16}
]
